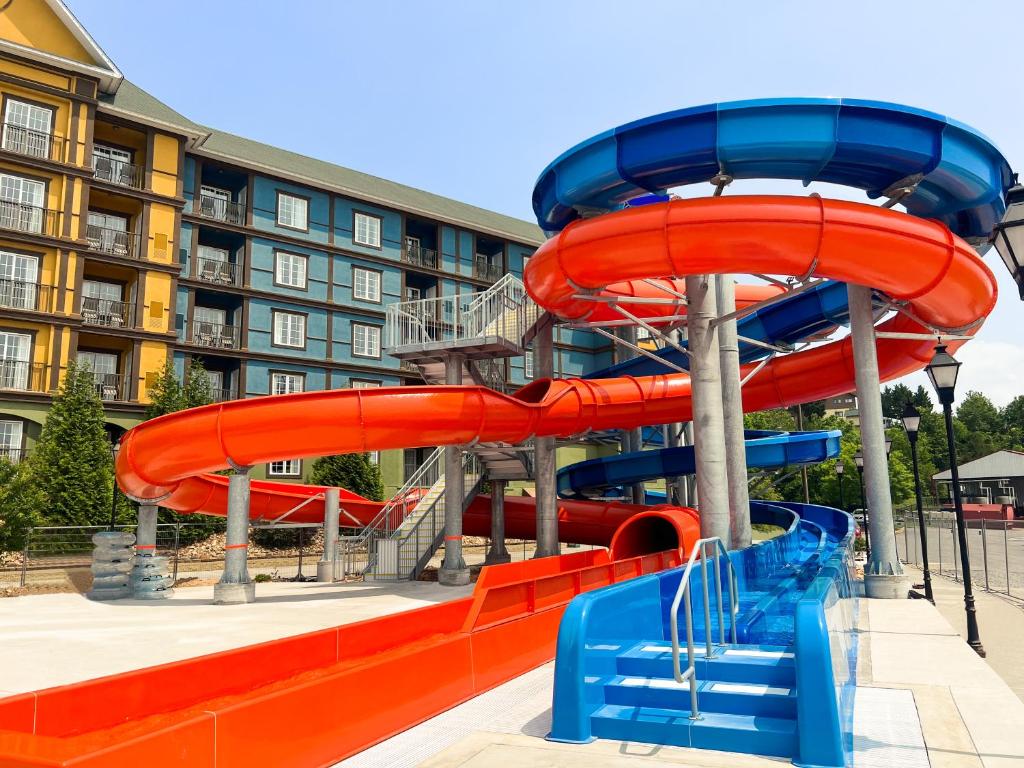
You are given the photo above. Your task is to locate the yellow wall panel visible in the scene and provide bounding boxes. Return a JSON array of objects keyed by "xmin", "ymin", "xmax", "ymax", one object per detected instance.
[
  {"xmin": 137, "ymin": 341, "xmax": 169, "ymax": 403},
  {"xmin": 143, "ymin": 271, "xmax": 172, "ymax": 333},
  {"xmin": 147, "ymin": 204, "xmax": 175, "ymax": 263},
  {"xmin": 0, "ymin": 83, "xmax": 71, "ymax": 142},
  {"xmin": 0, "ymin": 161, "xmax": 65, "ymax": 210},
  {"xmin": 61, "ymin": 251, "xmax": 78, "ymax": 314},
  {"xmin": 150, "ymin": 133, "xmax": 180, "ymax": 198},
  {"xmin": 0, "ymin": 0, "xmax": 99, "ymax": 66},
  {"xmin": 0, "ymin": 57, "xmax": 70, "ymax": 91}
]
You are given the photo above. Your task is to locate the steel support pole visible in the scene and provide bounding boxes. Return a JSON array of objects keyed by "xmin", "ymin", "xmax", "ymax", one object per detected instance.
[
  {"xmin": 617, "ymin": 325, "xmax": 645, "ymax": 504},
  {"xmin": 485, "ymin": 479, "xmax": 511, "ymax": 564},
  {"xmin": 683, "ymin": 422, "xmax": 696, "ymax": 507},
  {"xmin": 534, "ymin": 316, "xmax": 560, "ymax": 557},
  {"xmin": 685, "ymin": 274, "xmax": 730, "ymax": 544},
  {"xmin": 439, "ymin": 353, "xmax": 470, "ymax": 586},
  {"xmin": 317, "ymin": 488, "xmax": 340, "ymax": 582},
  {"xmin": 848, "ymin": 284, "xmax": 904, "ymax": 597},
  {"xmin": 214, "ymin": 467, "xmax": 255, "ymax": 604},
  {"xmin": 135, "ymin": 504, "xmax": 158, "ymax": 556},
  {"xmin": 716, "ymin": 276, "xmax": 751, "ymax": 548}
]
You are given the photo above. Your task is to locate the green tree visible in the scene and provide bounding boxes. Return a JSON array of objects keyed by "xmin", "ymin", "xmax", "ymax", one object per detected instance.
[
  {"xmin": 0, "ymin": 459, "xmax": 44, "ymax": 550},
  {"xmin": 311, "ymin": 453, "xmax": 385, "ymax": 501},
  {"xmin": 29, "ymin": 361, "xmax": 117, "ymax": 526},
  {"xmin": 183, "ymin": 358, "xmax": 214, "ymax": 408},
  {"xmin": 144, "ymin": 361, "xmax": 185, "ymax": 418},
  {"xmin": 956, "ymin": 391, "xmax": 1002, "ymax": 436},
  {"xmin": 881, "ymin": 383, "xmax": 915, "ymax": 419}
]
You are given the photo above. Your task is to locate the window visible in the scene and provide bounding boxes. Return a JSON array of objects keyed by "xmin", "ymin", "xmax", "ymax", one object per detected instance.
[
  {"xmin": 3, "ymin": 99, "xmax": 53, "ymax": 158},
  {"xmin": 196, "ymin": 245, "xmax": 234, "ymax": 284},
  {"xmin": 0, "ymin": 250, "xmax": 39, "ymax": 309},
  {"xmin": 0, "ymin": 419, "xmax": 23, "ymax": 461},
  {"xmin": 0, "ymin": 173, "xmax": 45, "ymax": 233},
  {"xmin": 524, "ymin": 353, "xmax": 533, "ymax": 379},
  {"xmin": 352, "ymin": 266, "xmax": 381, "ymax": 302},
  {"xmin": 275, "ymin": 251, "xmax": 307, "ymax": 289},
  {"xmin": 354, "ymin": 212, "xmax": 381, "ymax": 248},
  {"xmin": 0, "ymin": 330, "xmax": 31, "ymax": 389},
  {"xmin": 273, "ymin": 311, "xmax": 306, "ymax": 348},
  {"xmin": 277, "ymin": 192, "xmax": 308, "ymax": 230},
  {"xmin": 194, "ymin": 305, "xmax": 226, "ymax": 327},
  {"xmin": 199, "ymin": 185, "xmax": 232, "ymax": 221},
  {"xmin": 87, "ymin": 210, "xmax": 131, "ymax": 255},
  {"xmin": 206, "ymin": 370, "xmax": 224, "ymax": 397},
  {"xmin": 351, "ymin": 379, "xmax": 382, "ymax": 389},
  {"xmin": 352, "ymin": 322, "xmax": 380, "ymax": 358},
  {"xmin": 268, "ymin": 459, "xmax": 302, "ymax": 476},
  {"xmin": 93, "ymin": 144, "xmax": 134, "ymax": 186},
  {"xmin": 78, "ymin": 350, "xmax": 120, "ymax": 401},
  {"xmin": 271, "ymin": 371, "xmax": 305, "ymax": 395},
  {"xmin": 82, "ymin": 280, "xmax": 125, "ymax": 326}
]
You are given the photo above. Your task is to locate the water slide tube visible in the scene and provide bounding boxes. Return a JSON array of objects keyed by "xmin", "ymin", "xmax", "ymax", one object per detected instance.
[{"xmin": 115, "ymin": 99, "xmax": 1005, "ymax": 547}]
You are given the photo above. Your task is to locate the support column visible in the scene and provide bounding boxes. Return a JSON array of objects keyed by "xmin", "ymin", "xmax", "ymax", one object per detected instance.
[
  {"xmin": 485, "ymin": 479, "xmax": 511, "ymax": 564},
  {"xmin": 848, "ymin": 283, "xmax": 905, "ymax": 598},
  {"xmin": 317, "ymin": 488, "xmax": 340, "ymax": 583},
  {"xmin": 533, "ymin": 316, "xmax": 560, "ymax": 557},
  {"xmin": 665, "ymin": 329, "xmax": 686, "ymax": 507},
  {"xmin": 683, "ymin": 422, "xmax": 697, "ymax": 506},
  {"xmin": 618, "ymin": 325, "xmax": 646, "ymax": 504},
  {"xmin": 716, "ymin": 276, "xmax": 752, "ymax": 549},
  {"xmin": 130, "ymin": 503, "xmax": 173, "ymax": 599},
  {"xmin": 135, "ymin": 504, "xmax": 158, "ymax": 556},
  {"xmin": 214, "ymin": 467, "xmax": 256, "ymax": 604},
  {"xmin": 439, "ymin": 353, "xmax": 471, "ymax": 586},
  {"xmin": 684, "ymin": 274, "xmax": 730, "ymax": 544}
]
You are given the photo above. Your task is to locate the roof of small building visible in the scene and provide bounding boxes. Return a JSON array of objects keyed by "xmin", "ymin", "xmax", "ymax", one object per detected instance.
[
  {"xmin": 932, "ymin": 450, "xmax": 1024, "ymax": 481},
  {"xmin": 99, "ymin": 81, "xmax": 545, "ymax": 247}
]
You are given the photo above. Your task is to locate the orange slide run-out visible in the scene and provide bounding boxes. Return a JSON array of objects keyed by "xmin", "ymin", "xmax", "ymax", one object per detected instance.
[{"xmin": 116, "ymin": 196, "xmax": 997, "ymax": 535}]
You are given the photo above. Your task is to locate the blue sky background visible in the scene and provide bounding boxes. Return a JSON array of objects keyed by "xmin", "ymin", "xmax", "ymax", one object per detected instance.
[{"xmin": 68, "ymin": 1, "xmax": 1024, "ymax": 405}]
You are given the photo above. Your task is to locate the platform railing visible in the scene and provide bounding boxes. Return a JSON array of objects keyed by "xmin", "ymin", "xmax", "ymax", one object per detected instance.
[{"xmin": 669, "ymin": 537, "xmax": 738, "ymax": 720}]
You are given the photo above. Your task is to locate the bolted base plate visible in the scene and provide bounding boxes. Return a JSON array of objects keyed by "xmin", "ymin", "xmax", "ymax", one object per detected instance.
[
  {"xmin": 484, "ymin": 550, "xmax": 512, "ymax": 566},
  {"xmin": 316, "ymin": 561, "xmax": 335, "ymax": 583},
  {"xmin": 213, "ymin": 581, "xmax": 256, "ymax": 605},
  {"xmin": 438, "ymin": 567, "xmax": 472, "ymax": 586},
  {"xmin": 865, "ymin": 573, "xmax": 909, "ymax": 599}
]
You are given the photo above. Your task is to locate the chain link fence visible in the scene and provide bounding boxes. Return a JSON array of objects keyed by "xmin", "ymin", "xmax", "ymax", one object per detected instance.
[
  {"xmin": 0, "ymin": 521, "xmax": 325, "ymax": 592},
  {"xmin": 894, "ymin": 507, "xmax": 1023, "ymax": 599}
]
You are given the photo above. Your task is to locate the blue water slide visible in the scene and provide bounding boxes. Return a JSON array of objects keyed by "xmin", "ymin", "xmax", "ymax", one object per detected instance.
[
  {"xmin": 559, "ymin": 430, "xmax": 841, "ymax": 499},
  {"xmin": 533, "ymin": 98, "xmax": 1013, "ymax": 242}
]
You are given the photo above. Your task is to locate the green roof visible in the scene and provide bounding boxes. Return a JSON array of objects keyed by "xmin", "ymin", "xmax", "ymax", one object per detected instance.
[{"xmin": 100, "ymin": 81, "xmax": 544, "ymax": 246}]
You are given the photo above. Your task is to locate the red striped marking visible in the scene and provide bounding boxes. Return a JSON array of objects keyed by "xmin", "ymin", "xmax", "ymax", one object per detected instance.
[
  {"xmin": 224, "ymin": 543, "xmax": 248, "ymax": 550},
  {"xmin": 135, "ymin": 544, "xmax": 156, "ymax": 550}
]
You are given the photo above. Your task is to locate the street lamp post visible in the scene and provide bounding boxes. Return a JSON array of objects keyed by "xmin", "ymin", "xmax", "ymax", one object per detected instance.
[
  {"xmin": 992, "ymin": 181, "xmax": 1024, "ymax": 300},
  {"xmin": 854, "ymin": 451, "xmax": 869, "ymax": 558},
  {"xmin": 926, "ymin": 344, "xmax": 985, "ymax": 657},
  {"xmin": 835, "ymin": 460, "xmax": 845, "ymax": 511},
  {"xmin": 902, "ymin": 403, "xmax": 934, "ymax": 603},
  {"xmin": 109, "ymin": 441, "xmax": 120, "ymax": 531}
]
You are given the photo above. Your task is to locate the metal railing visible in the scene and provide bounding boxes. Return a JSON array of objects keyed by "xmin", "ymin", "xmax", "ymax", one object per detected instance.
[
  {"xmin": 187, "ymin": 321, "xmax": 240, "ymax": 349},
  {"xmin": 669, "ymin": 537, "xmax": 738, "ymax": 720},
  {"xmin": 195, "ymin": 257, "xmax": 241, "ymax": 286},
  {"xmin": 0, "ymin": 447, "xmax": 28, "ymax": 464},
  {"xmin": 192, "ymin": 194, "xmax": 245, "ymax": 225},
  {"xmin": 81, "ymin": 296, "xmax": 133, "ymax": 328},
  {"xmin": 401, "ymin": 243, "xmax": 440, "ymax": 270},
  {"xmin": 0, "ymin": 279, "xmax": 50, "ymax": 312},
  {"xmin": 86, "ymin": 223, "xmax": 142, "ymax": 259},
  {"xmin": 0, "ymin": 200, "xmax": 60, "ymax": 237},
  {"xmin": 91, "ymin": 372, "xmax": 128, "ymax": 401},
  {"xmin": 474, "ymin": 357, "xmax": 509, "ymax": 392},
  {"xmin": 473, "ymin": 255, "xmax": 504, "ymax": 282},
  {"xmin": 0, "ymin": 360, "xmax": 47, "ymax": 392},
  {"xmin": 385, "ymin": 272, "xmax": 537, "ymax": 354},
  {"xmin": 92, "ymin": 156, "xmax": 145, "ymax": 190},
  {"xmin": 1, "ymin": 123, "xmax": 65, "ymax": 163},
  {"xmin": 211, "ymin": 387, "xmax": 238, "ymax": 403}
]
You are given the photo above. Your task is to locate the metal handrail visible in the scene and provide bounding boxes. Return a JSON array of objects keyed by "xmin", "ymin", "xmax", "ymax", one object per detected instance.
[{"xmin": 669, "ymin": 537, "xmax": 738, "ymax": 720}]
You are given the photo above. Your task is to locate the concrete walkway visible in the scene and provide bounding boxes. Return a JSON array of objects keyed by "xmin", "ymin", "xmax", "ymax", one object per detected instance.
[{"xmin": 0, "ymin": 579, "xmax": 472, "ymax": 695}]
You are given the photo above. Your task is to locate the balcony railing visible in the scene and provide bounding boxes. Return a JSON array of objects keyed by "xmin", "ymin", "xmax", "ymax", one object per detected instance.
[
  {"xmin": 188, "ymin": 321, "xmax": 240, "ymax": 350},
  {"xmin": 195, "ymin": 257, "xmax": 241, "ymax": 286},
  {"xmin": 473, "ymin": 256, "xmax": 504, "ymax": 282},
  {"xmin": 0, "ymin": 200, "xmax": 60, "ymax": 237},
  {"xmin": 85, "ymin": 224, "xmax": 142, "ymax": 259},
  {"xmin": 0, "ymin": 279, "xmax": 51, "ymax": 312},
  {"xmin": 91, "ymin": 372, "xmax": 128, "ymax": 402},
  {"xmin": 81, "ymin": 296, "xmax": 133, "ymax": 329},
  {"xmin": 0, "ymin": 360, "xmax": 47, "ymax": 392},
  {"xmin": 401, "ymin": 243, "xmax": 440, "ymax": 270},
  {"xmin": 0, "ymin": 447, "xmax": 28, "ymax": 464},
  {"xmin": 192, "ymin": 194, "xmax": 245, "ymax": 225},
  {"xmin": 1, "ymin": 123, "xmax": 65, "ymax": 163},
  {"xmin": 92, "ymin": 157, "xmax": 145, "ymax": 190},
  {"xmin": 211, "ymin": 387, "xmax": 238, "ymax": 403}
]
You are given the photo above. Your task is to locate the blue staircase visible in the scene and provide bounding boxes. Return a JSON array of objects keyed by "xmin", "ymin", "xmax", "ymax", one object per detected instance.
[{"xmin": 550, "ymin": 502, "xmax": 859, "ymax": 767}]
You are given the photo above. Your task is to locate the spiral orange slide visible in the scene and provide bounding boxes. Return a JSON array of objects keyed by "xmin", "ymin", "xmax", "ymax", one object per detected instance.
[{"xmin": 115, "ymin": 196, "xmax": 996, "ymax": 533}]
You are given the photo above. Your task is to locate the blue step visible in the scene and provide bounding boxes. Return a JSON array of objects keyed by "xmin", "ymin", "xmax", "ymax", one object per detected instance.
[
  {"xmin": 616, "ymin": 643, "xmax": 796, "ymax": 687},
  {"xmin": 601, "ymin": 675, "xmax": 797, "ymax": 719},
  {"xmin": 591, "ymin": 704, "xmax": 797, "ymax": 758}
]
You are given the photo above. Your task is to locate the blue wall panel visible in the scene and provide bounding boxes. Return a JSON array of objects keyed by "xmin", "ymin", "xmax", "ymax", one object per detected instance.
[
  {"xmin": 251, "ymin": 176, "xmax": 330, "ymax": 245},
  {"xmin": 247, "ymin": 298, "xmax": 328, "ymax": 359},
  {"xmin": 333, "ymin": 197, "xmax": 401, "ymax": 260},
  {"xmin": 245, "ymin": 359, "xmax": 327, "ymax": 396},
  {"xmin": 248, "ymin": 237, "xmax": 330, "ymax": 302},
  {"xmin": 332, "ymin": 254, "xmax": 402, "ymax": 308}
]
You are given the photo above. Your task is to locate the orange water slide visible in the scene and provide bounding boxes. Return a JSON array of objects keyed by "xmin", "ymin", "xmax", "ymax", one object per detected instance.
[{"xmin": 115, "ymin": 196, "xmax": 997, "ymax": 529}]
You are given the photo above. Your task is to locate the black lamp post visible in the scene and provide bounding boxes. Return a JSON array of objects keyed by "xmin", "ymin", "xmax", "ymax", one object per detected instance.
[
  {"xmin": 109, "ymin": 440, "xmax": 120, "ymax": 531},
  {"xmin": 926, "ymin": 344, "xmax": 985, "ymax": 657},
  {"xmin": 854, "ymin": 451, "xmax": 868, "ymax": 558},
  {"xmin": 902, "ymin": 403, "xmax": 934, "ymax": 603},
  {"xmin": 992, "ymin": 182, "xmax": 1024, "ymax": 300},
  {"xmin": 835, "ymin": 460, "xmax": 845, "ymax": 511}
]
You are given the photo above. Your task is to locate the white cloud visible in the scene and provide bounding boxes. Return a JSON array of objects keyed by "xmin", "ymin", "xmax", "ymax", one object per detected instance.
[{"xmin": 894, "ymin": 339, "xmax": 1024, "ymax": 408}]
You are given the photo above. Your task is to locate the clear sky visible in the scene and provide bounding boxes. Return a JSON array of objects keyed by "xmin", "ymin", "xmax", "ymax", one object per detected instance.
[{"xmin": 68, "ymin": 0, "xmax": 1024, "ymax": 406}]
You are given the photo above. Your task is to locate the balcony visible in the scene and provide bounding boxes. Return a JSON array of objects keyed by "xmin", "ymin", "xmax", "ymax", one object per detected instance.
[
  {"xmin": 0, "ymin": 360, "xmax": 47, "ymax": 392},
  {"xmin": 211, "ymin": 387, "xmax": 238, "ymax": 403},
  {"xmin": 188, "ymin": 321, "xmax": 240, "ymax": 350},
  {"xmin": 401, "ymin": 243, "xmax": 440, "ymax": 270},
  {"xmin": 192, "ymin": 194, "xmax": 245, "ymax": 226},
  {"xmin": 91, "ymin": 371, "xmax": 128, "ymax": 402},
  {"xmin": 0, "ymin": 200, "xmax": 60, "ymax": 237},
  {"xmin": 92, "ymin": 157, "xmax": 145, "ymax": 190},
  {"xmin": 85, "ymin": 224, "xmax": 142, "ymax": 259},
  {"xmin": 0, "ymin": 279, "xmax": 51, "ymax": 312},
  {"xmin": 195, "ymin": 257, "xmax": 241, "ymax": 286},
  {"xmin": 473, "ymin": 256, "xmax": 503, "ymax": 282},
  {"xmin": 0, "ymin": 447, "xmax": 28, "ymax": 464},
  {"xmin": 0, "ymin": 123, "xmax": 65, "ymax": 163},
  {"xmin": 81, "ymin": 296, "xmax": 133, "ymax": 329}
]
